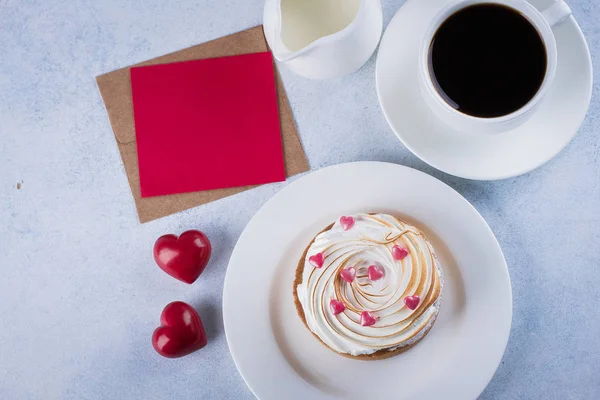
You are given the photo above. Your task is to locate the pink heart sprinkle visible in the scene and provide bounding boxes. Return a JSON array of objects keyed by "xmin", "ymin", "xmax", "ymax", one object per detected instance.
[
  {"xmin": 339, "ymin": 216, "xmax": 355, "ymax": 231},
  {"xmin": 330, "ymin": 299, "xmax": 346, "ymax": 315},
  {"xmin": 368, "ymin": 265, "xmax": 384, "ymax": 281},
  {"xmin": 309, "ymin": 253, "xmax": 324, "ymax": 268},
  {"xmin": 340, "ymin": 267, "xmax": 356, "ymax": 283},
  {"xmin": 360, "ymin": 311, "xmax": 377, "ymax": 327},
  {"xmin": 392, "ymin": 246, "xmax": 409, "ymax": 261},
  {"xmin": 404, "ymin": 295, "xmax": 420, "ymax": 310}
]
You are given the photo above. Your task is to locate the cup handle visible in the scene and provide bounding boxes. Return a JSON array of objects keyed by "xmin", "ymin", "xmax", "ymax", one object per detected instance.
[{"xmin": 541, "ymin": 0, "xmax": 572, "ymax": 28}]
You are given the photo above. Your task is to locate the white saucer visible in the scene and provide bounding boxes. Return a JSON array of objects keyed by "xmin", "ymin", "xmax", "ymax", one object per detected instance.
[
  {"xmin": 376, "ymin": 0, "xmax": 593, "ymax": 180},
  {"xmin": 223, "ymin": 162, "xmax": 512, "ymax": 400}
]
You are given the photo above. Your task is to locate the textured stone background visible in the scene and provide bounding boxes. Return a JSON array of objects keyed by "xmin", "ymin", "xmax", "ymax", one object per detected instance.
[{"xmin": 0, "ymin": 0, "xmax": 598, "ymax": 399}]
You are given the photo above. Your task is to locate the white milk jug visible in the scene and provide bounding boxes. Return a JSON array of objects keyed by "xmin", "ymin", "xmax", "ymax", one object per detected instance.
[{"xmin": 263, "ymin": 0, "xmax": 383, "ymax": 79}]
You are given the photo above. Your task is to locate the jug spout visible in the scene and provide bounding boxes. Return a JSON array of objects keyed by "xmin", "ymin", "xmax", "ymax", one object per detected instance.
[
  {"xmin": 271, "ymin": 41, "xmax": 311, "ymax": 63},
  {"xmin": 266, "ymin": 1, "xmax": 314, "ymax": 63},
  {"xmin": 268, "ymin": 31, "xmax": 302, "ymax": 62}
]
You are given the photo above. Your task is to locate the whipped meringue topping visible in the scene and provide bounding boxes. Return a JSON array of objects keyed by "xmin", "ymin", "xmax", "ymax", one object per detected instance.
[{"xmin": 296, "ymin": 213, "xmax": 443, "ymax": 356}]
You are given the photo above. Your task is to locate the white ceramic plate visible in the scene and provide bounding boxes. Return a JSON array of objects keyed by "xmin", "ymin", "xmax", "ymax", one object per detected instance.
[
  {"xmin": 376, "ymin": 0, "xmax": 593, "ymax": 180},
  {"xmin": 223, "ymin": 162, "xmax": 512, "ymax": 400}
]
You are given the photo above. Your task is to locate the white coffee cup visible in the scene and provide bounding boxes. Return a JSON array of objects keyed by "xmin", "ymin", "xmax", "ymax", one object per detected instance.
[{"xmin": 419, "ymin": 0, "xmax": 572, "ymax": 134}]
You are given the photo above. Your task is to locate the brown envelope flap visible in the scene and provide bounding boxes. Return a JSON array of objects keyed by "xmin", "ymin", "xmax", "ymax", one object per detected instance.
[{"xmin": 96, "ymin": 26, "xmax": 270, "ymax": 145}]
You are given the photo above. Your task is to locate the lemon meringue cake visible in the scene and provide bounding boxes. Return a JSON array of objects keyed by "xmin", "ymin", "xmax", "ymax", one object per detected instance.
[{"xmin": 293, "ymin": 213, "xmax": 443, "ymax": 360}]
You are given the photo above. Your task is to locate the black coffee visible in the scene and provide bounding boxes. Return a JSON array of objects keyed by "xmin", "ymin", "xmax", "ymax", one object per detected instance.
[{"xmin": 428, "ymin": 4, "xmax": 547, "ymax": 118}]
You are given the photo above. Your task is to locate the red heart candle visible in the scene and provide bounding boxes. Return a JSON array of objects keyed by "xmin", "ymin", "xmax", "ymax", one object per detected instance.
[
  {"xmin": 152, "ymin": 301, "xmax": 207, "ymax": 358},
  {"xmin": 153, "ymin": 230, "xmax": 212, "ymax": 284}
]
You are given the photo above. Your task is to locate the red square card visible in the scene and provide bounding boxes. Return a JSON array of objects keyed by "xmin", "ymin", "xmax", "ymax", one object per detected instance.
[{"xmin": 130, "ymin": 52, "xmax": 285, "ymax": 197}]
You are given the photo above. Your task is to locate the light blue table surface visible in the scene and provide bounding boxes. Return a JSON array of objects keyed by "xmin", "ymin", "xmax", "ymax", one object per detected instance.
[{"xmin": 1, "ymin": 0, "xmax": 599, "ymax": 399}]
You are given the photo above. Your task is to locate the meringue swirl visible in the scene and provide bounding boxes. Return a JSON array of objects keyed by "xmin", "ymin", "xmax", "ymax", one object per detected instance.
[{"xmin": 296, "ymin": 213, "xmax": 443, "ymax": 356}]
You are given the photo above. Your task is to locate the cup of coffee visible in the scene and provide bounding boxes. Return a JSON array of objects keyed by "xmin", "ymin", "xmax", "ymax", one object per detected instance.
[{"xmin": 420, "ymin": 0, "xmax": 572, "ymax": 134}]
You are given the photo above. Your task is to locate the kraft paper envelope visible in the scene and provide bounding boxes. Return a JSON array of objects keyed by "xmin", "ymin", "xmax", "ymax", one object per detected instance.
[{"xmin": 96, "ymin": 26, "xmax": 309, "ymax": 223}]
